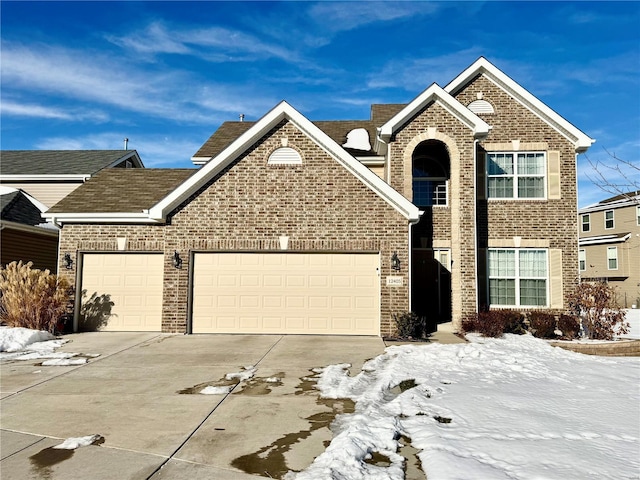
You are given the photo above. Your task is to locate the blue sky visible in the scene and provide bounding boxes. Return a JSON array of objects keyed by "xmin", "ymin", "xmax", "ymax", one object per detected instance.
[{"xmin": 1, "ymin": 1, "xmax": 638, "ymax": 207}]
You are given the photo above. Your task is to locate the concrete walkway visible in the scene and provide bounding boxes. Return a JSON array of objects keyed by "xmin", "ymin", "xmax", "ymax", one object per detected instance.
[{"xmin": 1, "ymin": 333, "xmax": 387, "ymax": 479}]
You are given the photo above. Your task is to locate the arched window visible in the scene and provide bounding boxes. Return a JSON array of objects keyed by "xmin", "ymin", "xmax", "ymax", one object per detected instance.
[{"xmin": 412, "ymin": 140, "xmax": 450, "ymax": 207}]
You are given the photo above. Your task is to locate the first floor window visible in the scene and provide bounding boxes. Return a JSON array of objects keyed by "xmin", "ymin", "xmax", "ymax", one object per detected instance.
[
  {"xmin": 607, "ymin": 247, "xmax": 618, "ymax": 270},
  {"xmin": 579, "ymin": 249, "xmax": 586, "ymax": 271},
  {"xmin": 488, "ymin": 249, "xmax": 548, "ymax": 306},
  {"xmin": 487, "ymin": 151, "xmax": 546, "ymax": 199}
]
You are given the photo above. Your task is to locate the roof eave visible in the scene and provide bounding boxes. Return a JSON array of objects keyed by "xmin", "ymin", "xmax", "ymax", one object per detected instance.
[
  {"xmin": 150, "ymin": 101, "xmax": 420, "ymax": 223},
  {"xmin": 378, "ymin": 84, "xmax": 491, "ymax": 141},
  {"xmin": 42, "ymin": 212, "xmax": 162, "ymax": 225},
  {"xmin": 445, "ymin": 57, "xmax": 595, "ymax": 153}
]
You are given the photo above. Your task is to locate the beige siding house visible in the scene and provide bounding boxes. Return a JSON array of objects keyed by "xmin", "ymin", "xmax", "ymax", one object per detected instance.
[
  {"xmin": 45, "ymin": 58, "xmax": 595, "ymax": 336},
  {"xmin": 579, "ymin": 191, "xmax": 640, "ymax": 308}
]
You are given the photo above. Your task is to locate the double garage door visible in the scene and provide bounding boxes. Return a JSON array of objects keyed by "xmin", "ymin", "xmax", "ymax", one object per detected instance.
[{"xmin": 80, "ymin": 252, "xmax": 380, "ymax": 335}]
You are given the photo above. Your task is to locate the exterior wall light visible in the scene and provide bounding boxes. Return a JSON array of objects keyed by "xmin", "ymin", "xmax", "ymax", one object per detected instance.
[
  {"xmin": 63, "ymin": 253, "xmax": 73, "ymax": 270},
  {"xmin": 173, "ymin": 250, "xmax": 183, "ymax": 269},
  {"xmin": 391, "ymin": 252, "xmax": 401, "ymax": 271}
]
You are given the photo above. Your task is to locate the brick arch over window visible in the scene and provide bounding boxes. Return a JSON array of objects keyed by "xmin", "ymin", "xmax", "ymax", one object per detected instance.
[{"xmin": 402, "ymin": 129, "xmax": 464, "ymax": 326}]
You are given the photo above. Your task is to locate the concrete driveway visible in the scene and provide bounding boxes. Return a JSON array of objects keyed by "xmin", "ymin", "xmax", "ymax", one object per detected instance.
[{"xmin": 0, "ymin": 333, "xmax": 385, "ymax": 479}]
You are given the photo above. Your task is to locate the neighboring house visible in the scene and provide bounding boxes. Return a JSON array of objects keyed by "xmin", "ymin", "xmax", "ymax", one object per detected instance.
[
  {"xmin": 45, "ymin": 57, "xmax": 594, "ymax": 335},
  {"xmin": 0, "ymin": 150, "xmax": 144, "ymax": 208},
  {"xmin": 1, "ymin": 186, "xmax": 59, "ymax": 271},
  {"xmin": 578, "ymin": 191, "xmax": 640, "ymax": 308}
]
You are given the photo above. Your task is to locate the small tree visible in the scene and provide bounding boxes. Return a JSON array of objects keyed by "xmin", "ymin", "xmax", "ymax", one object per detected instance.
[
  {"xmin": 567, "ymin": 282, "xmax": 629, "ymax": 340},
  {"xmin": 0, "ymin": 261, "xmax": 71, "ymax": 333}
]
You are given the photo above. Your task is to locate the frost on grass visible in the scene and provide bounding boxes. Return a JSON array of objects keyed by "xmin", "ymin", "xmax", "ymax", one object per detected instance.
[{"xmin": 289, "ymin": 334, "xmax": 640, "ymax": 480}]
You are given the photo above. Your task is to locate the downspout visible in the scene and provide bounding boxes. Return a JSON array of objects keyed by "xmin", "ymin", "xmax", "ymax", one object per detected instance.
[{"xmin": 473, "ymin": 139, "xmax": 479, "ymax": 314}]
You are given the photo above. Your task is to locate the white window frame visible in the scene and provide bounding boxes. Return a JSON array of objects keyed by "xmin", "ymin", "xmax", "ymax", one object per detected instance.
[
  {"xmin": 604, "ymin": 209, "xmax": 614, "ymax": 229},
  {"xmin": 579, "ymin": 249, "xmax": 586, "ymax": 271},
  {"xmin": 636, "ymin": 206, "xmax": 639, "ymax": 226},
  {"xmin": 486, "ymin": 151, "xmax": 547, "ymax": 200},
  {"xmin": 487, "ymin": 248, "xmax": 549, "ymax": 307},
  {"xmin": 581, "ymin": 214, "xmax": 590, "ymax": 232},
  {"xmin": 607, "ymin": 246, "xmax": 618, "ymax": 270}
]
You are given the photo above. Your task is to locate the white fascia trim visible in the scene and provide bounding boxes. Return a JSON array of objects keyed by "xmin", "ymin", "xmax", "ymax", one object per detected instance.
[
  {"xmin": 191, "ymin": 156, "xmax": 212, "ymax": 166},
  {"xmin": 104, "ymin": 150, "xmax": 145, "ymax": 169},
  {"xmin": 42, "ymin": 212, "xmax": 162, "ymax": 224},
  {"xmin": 150, "ymin": 101, "xmax": 421, "ymax": 223},
  {"xmin": 0, "ymin": 185, "xmax": 49, "ymax": 213},
  {"xmin": 378, "ymin": 83, "xmax": 491, "ymax": 141},
  {"xmin": 579, "ymin": 195, "xmax": 640, "ymax": 214},
  {"xmin": 579, "ymin": 233, "xmax": 631, "ymax": 246},
  {"xmin": 0, "ymin": 220, "xmax": 60, "ymax": 237},
  {"xmin": 0, "ymin": 174, "xmax": 89, "ymax": 182},
  {"xmin": 445, "ymin": 57, "xmax": 595, "ymax": 153}
]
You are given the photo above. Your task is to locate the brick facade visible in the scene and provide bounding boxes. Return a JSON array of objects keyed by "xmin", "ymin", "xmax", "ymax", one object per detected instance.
[{"xmin": 59, "ymin": 120, "xmax": 410, "ymax": 335}]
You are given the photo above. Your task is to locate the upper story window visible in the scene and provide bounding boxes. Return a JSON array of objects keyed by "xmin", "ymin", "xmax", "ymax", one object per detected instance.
[
  {"xmin": 488, "ymin": 248, "xmax": 548, "ymax": 307},
  {"xmin": 268, "ymin": 147, "xmax": 302, "ymax": 165},
  {"xmin": 637, "ymin": 206, "xmax": 640, "ymax": 226},
  {"xmin": 607, "ymin": 246, "xmax": 618, "ymax": 270},
  {"xmin": 581, "ymin": 214, "xmax": 590, "ymax": 232},
  {"xmin": 579, "ymin": 249, "xmax": 586, "ymax": 271},
  {"xmin": 487, "ymin": 152, "xmax": 546, "ymax": 199},
  {"xmin": 604, "ymin": 210, "xmax": 614, "ymax": 229},
  {"xmin": 412, "ymin": 140, "xmax": 450, "ymax": 207}
]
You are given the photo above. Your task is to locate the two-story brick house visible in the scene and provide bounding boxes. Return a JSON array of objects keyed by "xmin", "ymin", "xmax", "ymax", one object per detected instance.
[
  {"xmin": 45, "ymin": 57, "xmax": 594, "ymax": 335},
  {"xmin": 578, "ymin": 191, "xmax": 640, "ymax": 308}
]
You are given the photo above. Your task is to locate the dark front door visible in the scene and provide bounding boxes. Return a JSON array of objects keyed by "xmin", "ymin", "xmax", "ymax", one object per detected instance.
[{"xmin": 412, "ymin": 249, "xmax": 451, "ymax": 332}]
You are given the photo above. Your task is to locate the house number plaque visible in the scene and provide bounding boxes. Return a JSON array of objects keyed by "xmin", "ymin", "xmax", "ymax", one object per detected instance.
[{"xmin": 386, "ymin": 276, "xmax": 403, "ymax": 287}]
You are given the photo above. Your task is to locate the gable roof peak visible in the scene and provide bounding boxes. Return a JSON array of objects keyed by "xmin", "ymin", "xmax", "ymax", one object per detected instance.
[{"xmin": 445, "ymin": 57, "xmax": 595, "ymax": 152}]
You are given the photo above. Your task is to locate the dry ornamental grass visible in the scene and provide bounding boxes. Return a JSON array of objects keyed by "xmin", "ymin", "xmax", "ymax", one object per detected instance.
[{"xmin": 0, "ymin": 261, "xmax": 71, "ymax": 333}]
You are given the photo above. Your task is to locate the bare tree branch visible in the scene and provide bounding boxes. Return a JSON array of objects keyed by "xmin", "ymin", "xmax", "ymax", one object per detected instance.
[{"xmin": 584, "ymin": 147, "xmax": 639, "ymax": 203}]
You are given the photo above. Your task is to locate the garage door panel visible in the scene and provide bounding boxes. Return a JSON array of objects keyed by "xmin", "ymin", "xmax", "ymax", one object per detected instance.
[
  {"xmin": 80, "ymin": 254, "xmax": 163, "ymax": 332},
  {"xmin": 192, "ymin": 253, "xmax": 379, "ymax": 335}
]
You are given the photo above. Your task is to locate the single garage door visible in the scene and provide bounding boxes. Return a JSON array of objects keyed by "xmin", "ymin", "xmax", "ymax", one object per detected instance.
[
  {"xmin": 192, "ymin": 253, "xmax": 380, "ymax": 335},
  {"xmin": 80, "ymin": 253, "xmax": 164, "ymax": 331}
]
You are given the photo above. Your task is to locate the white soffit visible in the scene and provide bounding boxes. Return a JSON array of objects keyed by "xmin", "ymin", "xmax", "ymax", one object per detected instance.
[
  {"xmin": 378, "ymin": 83, "xmax": 491, "ymax": 141},
  {"xmin": 149, "ymin": 101, "xmax": 420, "ymax": 223},
  {"xmin": 445, "ymin": 57, "xmax": 595, "ymax": 152}
]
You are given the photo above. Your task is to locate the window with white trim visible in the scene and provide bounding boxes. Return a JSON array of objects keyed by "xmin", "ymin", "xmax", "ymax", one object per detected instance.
[
  {"xmin": 579, "ymin": 249, "xmax": 586, "ymax": 271},
  {"xmin": 637, "ymin": 206, "xmax": 640, "ymax": 226},
  {"xmin": 604, "ymin": 210, "xmax": 614, "ymax": 229},
  {"xmin": 488, "ymin": 249, "xmax": 548, "ymax": 307},
  {"xmin": 581, "ymin": 214, "xmax": 590, "ymax": 232},
  {"xmin": 607, "ymin": 247, "xmax": 618, "ymax": 270},
  {"xmin": 487, "ymin": 152, "xmax": 546, "ymax": 199}
]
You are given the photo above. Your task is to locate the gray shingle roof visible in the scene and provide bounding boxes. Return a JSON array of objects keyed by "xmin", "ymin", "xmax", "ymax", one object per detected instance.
[
  {"xmin": 0, "ymin": 150, "xmax": 141, "ymax": 175},
  {"xmin": 1, "ymin": 190, "xmax": 43, "ymax": 225},
  {"xmin": 193, "ymin": 120, "xmax": 379, "ymax": 159},
  {"xmin": 370, "ymin": 104, "xmax": 407, "ymax": 125},
  {"xmin": 47, "ymin": 169, "xmax": 196, "ymax": 214}
]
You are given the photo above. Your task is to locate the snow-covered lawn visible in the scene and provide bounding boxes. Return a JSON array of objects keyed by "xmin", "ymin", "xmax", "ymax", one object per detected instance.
[{"xmin": 290, "ymin": 333, "xmax": 640, "ymax": 480}]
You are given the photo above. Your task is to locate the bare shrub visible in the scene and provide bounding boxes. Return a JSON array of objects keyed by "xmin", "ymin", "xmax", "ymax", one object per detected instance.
[
  {"xmin": 528, "ymin": 311, "xmax": 557, "ymax": 339},
  {"xmin": 567, "ymin": 282, "xmax": 629, "ymax": 340},
  {"xmin": 393, "ymin": 312, "xmax": 427, "ymax": 339},
  {"xmin": 0, "ymin": 261, "xmax": 71, "ymax": 333}
]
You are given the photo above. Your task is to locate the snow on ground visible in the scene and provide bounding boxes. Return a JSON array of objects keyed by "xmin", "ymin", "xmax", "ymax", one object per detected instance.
[
  {"xmin": 289, "ymin": 334, "xmax": 640, "ymax": 480},
  {"xmin": 200, "ymin": 385, "xmax": 233, "ymax": 395},
  {"xmin": 619, "ymin": 309, "xmax": 640, "ymax": 339},
  {"xmin": 53, "ymin": 434, "xmax": 103, "ymax": 450},
  {"xmin": 0, "ymin": 327, "xmax": 96, "ymax": 364}
]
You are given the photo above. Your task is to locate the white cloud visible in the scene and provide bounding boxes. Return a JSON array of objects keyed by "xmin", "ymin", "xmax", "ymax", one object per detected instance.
[
  {"xmin": 1, "ymin": 100, "xmax": 108, "ymax": 122},
  {"xmin": 107, "ymin": 21, "xmax": 296, "ymax": 63},
  {"xmin": 35, "ymin": 132, "xmax": 202, "ymax": 168},
  {"xmin": 1, "ymin": 42, "xmax": 277, "ymax": 124},
  {"xmin": 308, "ymin": 2, "xmax": 440, "ymax": 32}
]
